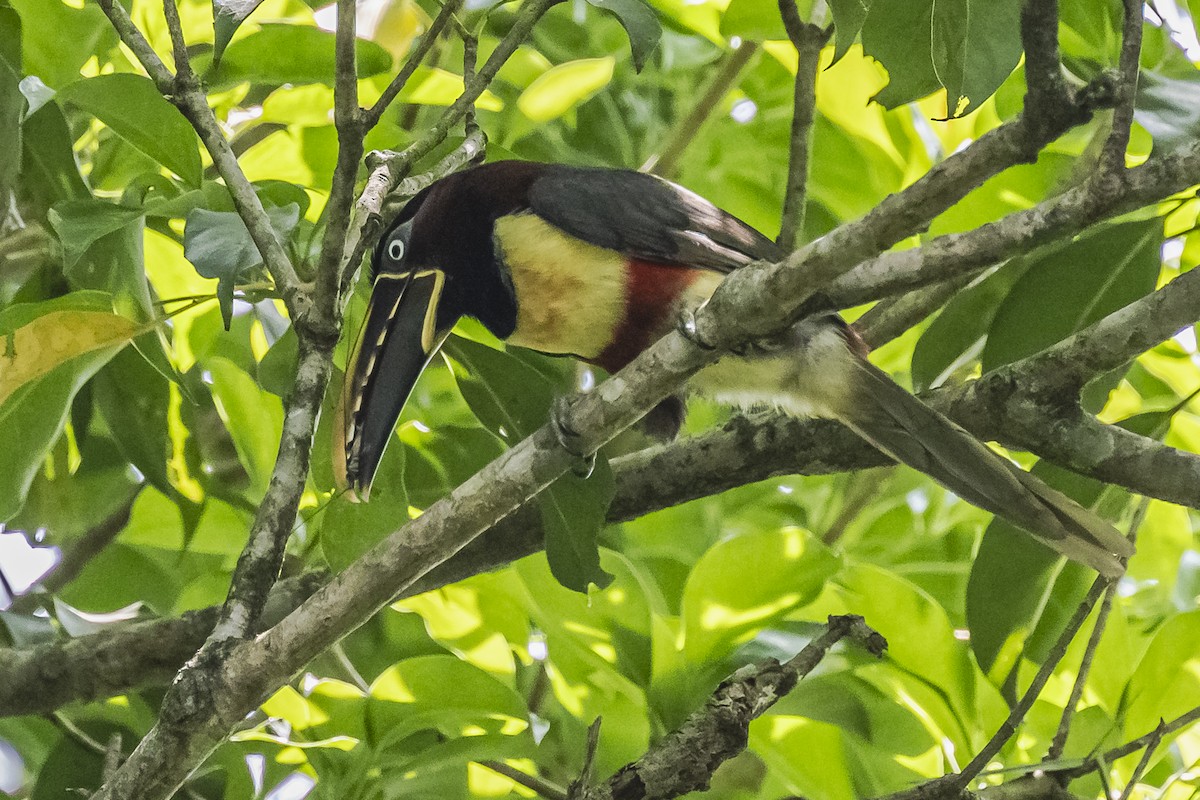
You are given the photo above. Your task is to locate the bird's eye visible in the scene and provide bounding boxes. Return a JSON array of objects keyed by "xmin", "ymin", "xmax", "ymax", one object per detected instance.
[{"xmin": 387, "ymin": 240, "xmax": 405, "ymax": 261}]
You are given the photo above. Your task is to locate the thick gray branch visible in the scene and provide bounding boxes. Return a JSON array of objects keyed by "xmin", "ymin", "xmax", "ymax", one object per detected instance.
[
  {"xmin": 0, "ymin": 574, "xmax": 323, "ymax": 718},
  {"xmin": 825, "ymin": 142, "xmax": 1200, "ymax": 309}
]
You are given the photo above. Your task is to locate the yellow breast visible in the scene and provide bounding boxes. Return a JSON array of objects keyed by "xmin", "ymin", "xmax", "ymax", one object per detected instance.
[{"xmin": 493, "ymin": 214, "xmax": 629, "ymax": 358}]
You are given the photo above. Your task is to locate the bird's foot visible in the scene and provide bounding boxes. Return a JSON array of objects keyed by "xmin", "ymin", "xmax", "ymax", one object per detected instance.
[
  {"xmin": 551, "ymin": 395, "xmax": 596, "ymax": 479},
  {"xmin": 676, "ymin": 308, "xmax": 718, "ymax": 351}
]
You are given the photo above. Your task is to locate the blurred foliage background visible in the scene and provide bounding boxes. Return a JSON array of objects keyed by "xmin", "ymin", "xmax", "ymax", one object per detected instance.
[{"xmin": 1, "ymin": 0, "xmax": 1200, "ymax": 797}]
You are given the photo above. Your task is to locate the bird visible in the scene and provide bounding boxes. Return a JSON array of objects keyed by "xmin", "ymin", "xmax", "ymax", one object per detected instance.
[{"xmin": 332, "ymin": 160, "xmax": 1134, "ymax": 577}]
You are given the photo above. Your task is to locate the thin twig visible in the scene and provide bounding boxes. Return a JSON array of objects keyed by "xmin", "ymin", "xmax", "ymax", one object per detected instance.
[
  {"xmin": 312, "ymin": 0, "xmax": 368, "ymax": 309},
  {"xmin": 1099, "ymin": 0, "xmax": 1144, "ymax": 175},
  {"xmin": 883, "ymin": 578, "xmax": 1109, "ymax": 800},
  {"xmin": 161, "ymin": 0, "xmax": 195, "ymax": 81},
  {"xmin": 1116, "ymin": 721, "xmax": 1167, "ymax": 800},
  {"xmin": 338, "ymin": 125, "xmax": 487, "ymax": 302},
  {"xmin": 855, "ymin": 270, "xmax": 978, "ymax": 349},
  {"xmin": 363, "ymin": 0, "xmax": 466, "ymax": 129},
  {"xmin": 1048, "ymin": 499, "xmax": 1148, "ymax": 760},
  {"xmin": 367, "ymin": 0, "xmax": 554, "ymax": 186},
  {"xmin": 461, "ymin": 23, "xmax": 479, "ymax": 135},
  {"xmin": 97, "ymin": 0, "xmax": 304, "ymax": 313},
  {"xmin": 49, "ymin": 711, "xmax": 109, "ymax": 755},
  {"xmin": 1065, "ymin": 705, "xmax": 1200, "ymax": 777},
  {"xmin": 642, "ymin": 40, "xmax": 759, "ymax": 178},
  {"xmin": 94, "ymin": 0, "xmax": 173, "ymax": 90},
  {"xmin": 9, "ymin": 492, "xmax": 137, "ymax": 614},
  {"xmin": 1046, "ymin": 581, "xmax": 1117, "ymax": 761},
  {"xmin": 480, "ymin": 760, "xmax": 569, "ymax": 800},
  {"xmin": 776, "ymin": 5, "xmax": 829, "ymax": 250},
  {"xmin": 103, "ymin": 733, "xmax": 123, "ymax": 782},
  {"xmin": 334, "ymin": 0, "xmax": 359, "ymax": 129},
  {"xmin": 569, "ymin": 718, "xmax": 603, "ymax": 799}
]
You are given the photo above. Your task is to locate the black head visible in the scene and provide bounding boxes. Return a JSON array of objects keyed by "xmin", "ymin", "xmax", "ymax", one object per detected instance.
[{"xmin": 334, "ymin": 161, "xmax": 544, "ymax": 498}]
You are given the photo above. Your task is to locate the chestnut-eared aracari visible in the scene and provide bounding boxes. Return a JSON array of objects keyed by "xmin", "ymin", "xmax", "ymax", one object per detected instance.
[{"xmin": 333, "ymin": 161, "xmax": 1133, "ymax": 577}]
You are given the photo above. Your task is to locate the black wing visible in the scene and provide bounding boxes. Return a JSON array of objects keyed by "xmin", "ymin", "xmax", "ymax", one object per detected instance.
[{"xmin": 527, "ymin": 166, "xmax": 783, "ymax": 272}]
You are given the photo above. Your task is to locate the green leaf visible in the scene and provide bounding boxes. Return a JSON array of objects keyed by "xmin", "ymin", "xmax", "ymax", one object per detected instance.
[
  {"xmin": 862, "ymin": 0, "xmax": 1022, "ymax": 116},
  {"xmin": 0, "ymin": 293, "xmax": 139, "ymax": 521},
  {"xmin": 826, "ymin": 564, "xmax": 1004, "ymax": 749},
  {"xmin": 910, "ymin": 257, "xmax": 1032, "ymax": 392},
  {"xmin": 212, "ymin": 0, "xmax": 268, "ymax": 65},
  {"xmin": 47, "ymin": 200, "xmax": 142, "ymax": 268},
  {"xmin": 587, "ymin": 0, "xmax": 662, "ymax": 72},
  {"xmin": 681, "ymin": 526, "xmax": 839, "ymax": 662},
  {"xmin": 983, "ymin": 219, "xmax": 1163, "ymax": 372},
  {"xmin": 1123, "ymin": 608, "xmax": 1200, "ymax": 740},
  {"xmin": 22, "ymin": 100, "xmax": 90, "ymax": 205},
  {"xmin": 258, "ymin": 325, "xmax": 298, "ymax": 397},
  {"xmin": 8, "ymin": 0, "xmax": 111, "ymax": 88},
  {"xmin": 57, "ymin": 74, "xmax": 202, "ymax": 187},
  {"xmin": 444, "ymin": 335, "xmax": 615, "ymax": 592},
  {"xmin": 368, "ymin": 654, "xmax": 529, "ymax": 743},
  {"xmin": 720, "ymin": 0, "xmax": 786, "ymax": 41},
  {"xmin": 0, "ymin": 3, "xmax": 21, "ymax": 71},
  {"xmin": 8, "ymin": 435, "xmax": 141, "ymax": 546},
  {"xmin": 517, "ymin": 57, "xmax": 616, "ymax": 122},
  {"xmin": 828, "ymin": 0, "xmax": 872, "ymax": 62},
  {"xmin": 32, "ymin": 722, "xmax": 133, "ymax": 800},
  {"xmin": 320, "ymin": 440, "xmax": 407, "ymax": 573},
  {"xmin": 93, "ymin": 347, "xmax": 202, "ymax": 535},
  {"xmin": 966, "ymin": 462, "xmax": 1105, "ymax": 678},
  {"xmin": 205, "ymin": 357, "xmax": 284, "ymax": 498},
  {"xmin": 541, "ymin": 455, "xmax": 617, "ymax": 594},
  {"xmin": 183, "ymin": 204, "xmax": 299, "ymax": 328},
  {"xmin": 1135, "ymin": 67, "xmax": 1200, "ymax": 154},
  {"xmin": 208, "ymin": 24, "xmax": 392, "ymax": 88}
]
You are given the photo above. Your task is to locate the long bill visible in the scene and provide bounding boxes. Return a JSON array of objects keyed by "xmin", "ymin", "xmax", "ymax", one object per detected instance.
[{"xmin": 334, "ymin": 269, "xmax": 452, "ymax": 501}]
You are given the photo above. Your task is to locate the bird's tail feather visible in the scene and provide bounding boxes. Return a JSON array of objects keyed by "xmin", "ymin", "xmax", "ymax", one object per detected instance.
[{"xmin": 839, "ymin": 359, "xmax": 1133, "ymax": 578}]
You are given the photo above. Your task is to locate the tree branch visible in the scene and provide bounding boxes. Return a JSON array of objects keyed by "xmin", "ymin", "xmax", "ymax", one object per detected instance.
[
  {"xmin": 1098, "ymin": 0, "xmax": 1144, "ymax": 177},
  {"xmin": 95, "ymin": 0, "xmax": 306, "ymax": 315},
  {"xmin": 0, "ymin": 574, "xmax": 324, "ymax": 718},
  {"xmin": 362, "ymin": 0, "xmax": 466, "ymax": 130},
  {"xmin": 853, "ymin": 271, "xmax": 978, "ymax": 349},
  {"xmin": 582, "ymin": 616, "xmax": 886, "ymax": 800},
  {"xmin": 825, "ymin": 142, "xmax": 1200, "ymax": 310},
  {"xmin": 775, "ymin": 8, "xmax": 829, "ymax": 250},
  {"xmin": 1074, "ymin": 704, "xmax": 1200, "ymax": 775},
  {"xmin": 94, "ymin": 0, "xmax": 173, "ymax": 89},
  {"xmin": 14, "ymin": 345, "xmax": 1200, "ymax": 719},
  {"xmin": 1019, "ymin": 0, "xmax": 1076, "ymax": 144},
  {"xmin": 1046, "ymin": 581, "xmax": 1119, "ymax": 761}
]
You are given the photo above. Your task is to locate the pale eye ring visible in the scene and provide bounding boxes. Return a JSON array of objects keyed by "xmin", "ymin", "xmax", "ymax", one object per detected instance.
[{"xmin": 387, "ymin": 240, "xmax": 405, "ymax": 261}]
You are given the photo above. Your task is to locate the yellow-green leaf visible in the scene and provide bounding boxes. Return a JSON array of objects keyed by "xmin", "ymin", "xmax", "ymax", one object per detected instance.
[{"xmin": 516, "ymin": 57, "xmax": 615, "ymax": 122}]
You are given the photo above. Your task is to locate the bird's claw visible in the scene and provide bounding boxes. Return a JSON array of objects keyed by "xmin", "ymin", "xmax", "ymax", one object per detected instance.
[
  {"xmin": 551, "ymin": 395, "xmax": 596, "ymax": 479},
  {"xmin": 676, "ymin": 308, "xmax": 718, "ymax": 351}
]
